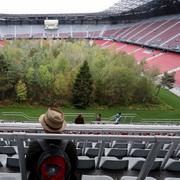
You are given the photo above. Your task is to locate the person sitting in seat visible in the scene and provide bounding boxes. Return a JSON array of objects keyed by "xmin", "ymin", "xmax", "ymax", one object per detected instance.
[
  {"xmin": 74, "ymin": 113, "xmax": 85, "ymax": 124},
  {"xmin": 26, "ymin": 108, "xmax": 78, "ymax": 180}
]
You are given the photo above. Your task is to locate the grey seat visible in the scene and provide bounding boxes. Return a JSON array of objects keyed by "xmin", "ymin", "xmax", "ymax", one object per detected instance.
[
  {"xmin": 105, "ymin": 148, "xmax": 127, "ymax": 158},
  {"xmin": 95, "ymin": 156, "xmax": 128, "ymax": 170},
  {"xmin": 123, "ymin": 157, "xmax": 162, "ymax": 171},
  {"xmin": 132, "ymin": 143, "xmax": 145, "ymax": 149},
  {"xmin": 77, "ymin": 142, "xmax": 92, "ymax": 148},
  {"xmin": 164, "ymin": 178, "xmax": 180, "ymax": 180},
  {"xmin": 164, "ymin": 159, "xmax": 180, "ymax": 171},
  {"xmin": 95, "ymin": 142, "xmax": 109, "ymax": 148},
  {"xmin": 76, "ymin": 148, "xmax": 82, "ymax": 156},
  {"xmin": 6, "ymin": 156, "xmax": 20, "ymax": 168},
  {"xmin": 157, "ymin": 149, "xmax": 168, "ymax": 158},
  {"xmin": 85, "ymin": 148, "xmax": 103, "ymax": 158},
  {"xmin": 82, "ymin": 175, "xmax": 113, "ymax": 180},
  {"xmin": 112, "ymin": 142, "xmax": 128, "ymax": 148},
  {"xmin": 0, "ymin": 147, "xmax": 16, "ymax": 156},
  {"xmin": 77, "ymin": 156, "xmax": 95, "ymax": 169},
  {"xmin": 121, "ymin": 176, "xmax": 156, "ymax": 180},
  {"xmin": 0, "ymin": 141, "xmax": 7, "ymax": 146},
  {"xmin": 0, "ymin": 173, "xmax": 21, "ymax": 180},
  {"xmin": 130, "ymin": 149, "xmax": 150, "ymax": 158}
]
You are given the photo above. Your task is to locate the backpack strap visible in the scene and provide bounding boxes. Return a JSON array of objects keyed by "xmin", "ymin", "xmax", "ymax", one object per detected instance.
[
  {"xmin": 38, "ymin": 139, "xmax": 50, "ymax": 151},
  {"xmin": 38, "ymin": 139, "xmax": 68, "ymax": 151}
]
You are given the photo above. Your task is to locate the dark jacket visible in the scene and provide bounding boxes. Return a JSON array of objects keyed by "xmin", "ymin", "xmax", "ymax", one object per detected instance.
[
  {"xmin": 74, "ymin": 116, "xmax": 84, "ymax": 124},
  {"xmin": 26, "ymin": 139, "xmax": 78, "ymax": 180}
]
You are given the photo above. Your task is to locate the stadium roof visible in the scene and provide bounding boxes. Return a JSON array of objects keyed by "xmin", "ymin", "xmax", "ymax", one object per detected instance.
[
  {"xmin": 104, "ymin": 0, "xmax": 153, "ymax": 14},
  {"xmin": 0, "ymin": 0, "xmax": 179, "ymax": 24}
]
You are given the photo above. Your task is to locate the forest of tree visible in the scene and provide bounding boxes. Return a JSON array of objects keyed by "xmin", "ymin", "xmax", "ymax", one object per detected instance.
[{"xmin": 0, "ymin": 39, "xmax": 158, "ymax": 107}]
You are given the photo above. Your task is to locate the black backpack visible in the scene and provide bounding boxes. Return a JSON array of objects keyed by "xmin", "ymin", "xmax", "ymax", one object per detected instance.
[{"xmin": 37, "ymin": 140, "xmax": 71, "ymax": 180}]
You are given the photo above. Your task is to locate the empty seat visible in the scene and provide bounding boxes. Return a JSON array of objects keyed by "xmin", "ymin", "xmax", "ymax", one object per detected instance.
[
  {"xmin": 132, "ymin": 143, "xmax": 145, "ymax": 149},
  {"xmin": 85, "ymin": 148, "xmax": 103, "ymax": 158},
  {"xmin": 0, "ymin": 141, "xmax": 7, "ymax": 146},
  {"xmin": 164, "ymin": 178, "xmax": 180, "ymax": 180},
  {"xmin": 112, "ymin": 142, "xmax": 128, "ymax": 148},
  {"xmin": 130, "ymin": 149, "xmax": 150, "ymax": 158},
  {"xmin": 105, "ymin": 148, "xmax": 127, "ymax": 158},
  {"xmin": 77, "ymin": 142, "xmax": 92, "ymax": 148},
  {"xmin": 121, "ymin": 176, "xmax": 156, "ymax": 180},
  {"xmin": 164, "ymin": 159, "xmax": 180, "ymax": 171},
  {"xmin": 82, "ymin": 175, "xmax": 113, "ymax": 180},
  {"xmin": 157, "ymin": 149, "xmax": 168, "ymax": 158},
  {"xmin": 123, "ymin": 157, "xmax": 162, "ymax": 171},
  {"xmin": 76, "ymin": 148, "xmax": 82, "ymax": 156},
  {"xmin": 95, "ymin": 156, "xmax": 128, "ymax": 170},
  {"xmin": 9, "ymin": 141, "xmax": 17, "ymax": 146},
  {"xmin": 0, "ymin": 173, "xmax": 21, "ymax": 180},
  {"xmin": 77, "ymin": 156, "xmax": 95, "ymax": 169},
  {"xmin": 94, "ymin": 142, "xmax": 109, "ymax": 148},
  {"xmin": 0, "ymin": 147, "xmax": 16, "ymax": 156},
  {"xmin": 163, "ymin": 143, "xmax": 171, "ymax": 150},
  {"xmin": 6, "ymin": 156, "xmax": 20, "ymax": 169}
]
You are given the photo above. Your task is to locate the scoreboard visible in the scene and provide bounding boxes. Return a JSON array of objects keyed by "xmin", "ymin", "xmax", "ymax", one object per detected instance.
[{"xmin": 44, "ymin": 19, "xmax": 59, "ymax": 30}]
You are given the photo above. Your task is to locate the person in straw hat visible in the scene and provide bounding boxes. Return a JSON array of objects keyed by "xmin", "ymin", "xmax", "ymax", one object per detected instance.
[{"xmin": 26, "ymin": 107, "xmax": 78, "ymax": 180}]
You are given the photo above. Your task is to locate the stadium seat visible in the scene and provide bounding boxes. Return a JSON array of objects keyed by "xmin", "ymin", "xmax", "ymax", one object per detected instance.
[
  {"xmin": 105, "ymin": 148, "xmax": 127, "ymax": 158},
  {"xmin": 85, "ymin": 148, "xmax": 103, "ymax": 158},
  {"xmin": 123, "ymin": 157, "xmax": 162, "ymax": 171},
  {"xmin": 121, "ymin": 176, "xmax": 156, "ymax": 180},
  {"xmin": 0, "ymin": 141, "xmax": 7, "ymax": 147},
  {"xmin": 112, "ymin": 142, "xmax": 128, "ymax": 148},
  {"xmin": 6, "ymin": 155, "xmax": 20, "ymax": 169},
  {"xmin": 0, "ymin": 173, "xmax": 21, "ymax": 180},
  {"xmin": 82, "ymin": 175, "xmax": 113, "ymax": 180},
  {"xmin": 95, "ymin": 156, "xmax": 128, "ymax": 170},
  {"xmin": 77, "ymin": 156, "xmax": 95, "ymax": 169},
  {"xmin": 76, "ymin": 148, "xmax": 82, "ymax": 156},
  {"xmin": 164, "ymin": 159, "xmax": 180, "ymax": 171},
  {"xmin": 0, "ymin": 147, "xmax": 16, "ymax": 156},
  {"xmin": 132, "ymin": 143, "xmax": 145, "ymax": 149},
  {"xmin": 94, "ymin": 142, "xmax": 110, "ymax": 148},
  {"xmin": 164, "ymin": 178, "xmax": 180, "ymax": 180},
  {"xmin": 130, "ymin": 149, "xmax": 150, "ymax": 158}
]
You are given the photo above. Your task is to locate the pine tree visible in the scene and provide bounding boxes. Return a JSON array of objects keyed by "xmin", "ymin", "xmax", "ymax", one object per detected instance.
[
  {"xmin": 156, "ymin": 72, "xmax": 175, "ymax": 96},
  {"xmin": 72, "ymin": 61, "xmax": 93, "ymax": 109},
  {"xmin": 161, "ymin": 72, "xmax": 175, "ymax": 89}
]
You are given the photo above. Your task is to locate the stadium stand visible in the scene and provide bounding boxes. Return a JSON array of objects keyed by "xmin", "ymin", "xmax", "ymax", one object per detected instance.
[
  {"xmin": 0, "ymin": 1, "xmax": 180, "ymax": 179},
  {"xmin": 0, "ymin": 123, "xmax": 180, "ymax": 180}
]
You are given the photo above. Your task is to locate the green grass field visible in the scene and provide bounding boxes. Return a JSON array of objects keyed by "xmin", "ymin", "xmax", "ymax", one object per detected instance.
[{"xmin": 0, "ymin": 88, "xmax": 180, "ymax": 123}]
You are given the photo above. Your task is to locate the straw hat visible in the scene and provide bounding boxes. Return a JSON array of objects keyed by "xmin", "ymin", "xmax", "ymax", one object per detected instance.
[{"xmin": 39, "ymin": 108, "xmax": 66, "ymax": 133}]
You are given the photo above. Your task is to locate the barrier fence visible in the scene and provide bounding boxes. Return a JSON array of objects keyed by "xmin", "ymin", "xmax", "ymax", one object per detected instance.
[{"xmin": 0, "ymin": 132, "xmax": 180, "ymax": 180}]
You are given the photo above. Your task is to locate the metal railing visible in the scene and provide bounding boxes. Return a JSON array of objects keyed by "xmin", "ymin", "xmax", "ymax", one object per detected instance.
[
  {"xmin": 0, "ymin": 122, "xmax": 180, "ymax": 135},
  {"xmin": 0, "ymin": 112, "xmax": 96, "ymax": 122},
  {"xmin": 1, "ymin": 132, "xmax": 180, "ymax": 180},
  {"xmin": 141, "ymin": 118, "xmax": 180, "ymax": 125}
]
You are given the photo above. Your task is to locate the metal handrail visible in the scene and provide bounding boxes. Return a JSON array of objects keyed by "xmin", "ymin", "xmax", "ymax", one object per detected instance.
[{"xmin": 1, "ymin": 132, "xmax": 180, "ymax": 180}]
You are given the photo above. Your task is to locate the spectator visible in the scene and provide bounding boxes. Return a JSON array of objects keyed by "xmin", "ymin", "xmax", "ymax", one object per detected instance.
[
  {"xmin": 113, "ymin": 112, "xmax": 122, "ymax": 124},
  {"xmin": 74, "ymin": 113, "xmax": 84, "ymax": 124},
  {"xmin": 26, "ymin": 108, "xmax": 78, "ymax": 180},
  {"xmin": 96, "ymin": 113, "xmax": 102, "ymax": 123}
]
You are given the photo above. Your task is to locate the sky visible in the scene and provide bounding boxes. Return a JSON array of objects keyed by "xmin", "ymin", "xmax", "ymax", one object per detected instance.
[{"xmin": 0, "ymin": 0, "xmax": 118, "ymax": 14}]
